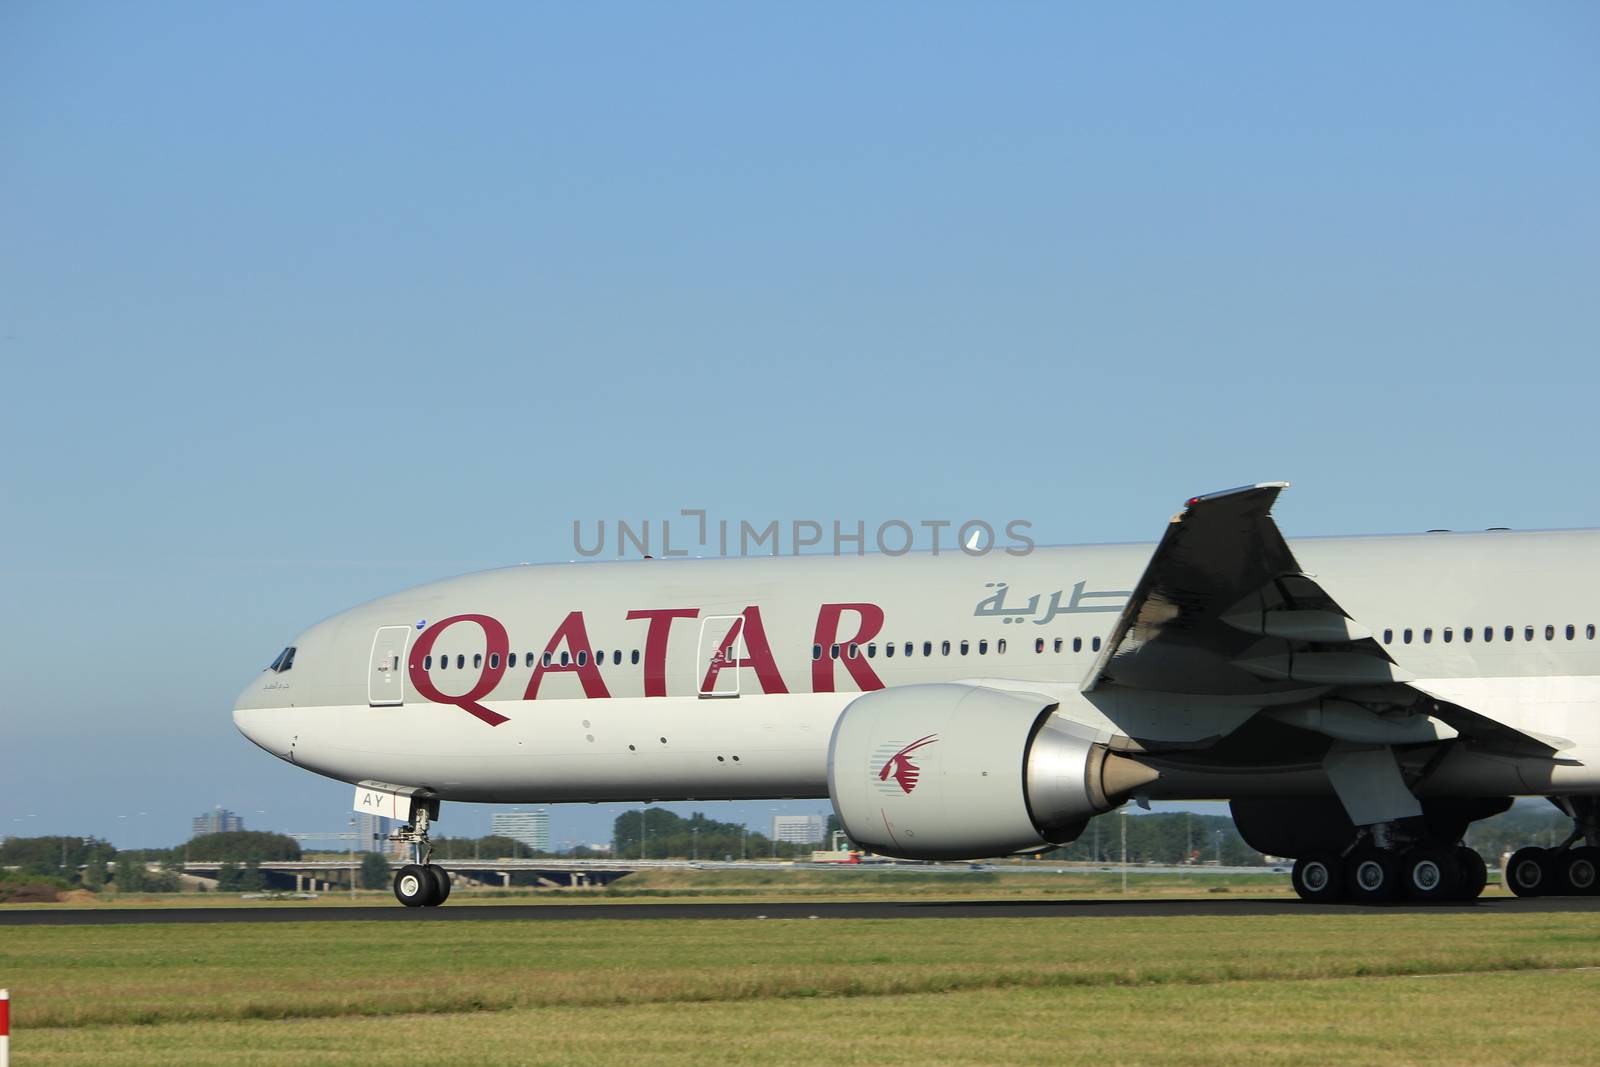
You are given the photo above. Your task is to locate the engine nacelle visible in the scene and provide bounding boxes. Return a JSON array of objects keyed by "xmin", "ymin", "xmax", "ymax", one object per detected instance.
[{"xmin": 827, "ymin": 683, "xmax": 1157, "ymax": 860}]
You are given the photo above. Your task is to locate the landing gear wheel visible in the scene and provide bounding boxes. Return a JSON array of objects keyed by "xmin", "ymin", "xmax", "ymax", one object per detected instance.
[
  {"xmin": 425, "ymin": 865, "xmax": 452, "ymax": 905},
  {"xmin": 1556, "ymin": 846, "xmax": 1600, "ymax": 895},
  {"xmin": 1401, "ymin": 846, "xmax": 1460, "ymax": 903},
  {"xmin": 1346, "ymin": 848, "xmax": 1399, "ymax": 903},
  {"xmin": 1291, "ymin": 855, "xmax": 1345, "ymax": 902},
  {"xmin": 1506, "ymin": 846, "xmax": 1549, "ymax": 897},
  {"xmin": 394, "ymin": 863, "xmax": 439, "ymax": 907},
  {"xmin": 1454, "ymin": 847, "xmax": 1488, "ymax": 900}
]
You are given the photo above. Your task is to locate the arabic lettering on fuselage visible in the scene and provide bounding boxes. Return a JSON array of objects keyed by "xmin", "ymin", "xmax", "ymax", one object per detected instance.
[{"xmin": 972, "ymin": 581, "xmax": 1130, "ymax": 625}]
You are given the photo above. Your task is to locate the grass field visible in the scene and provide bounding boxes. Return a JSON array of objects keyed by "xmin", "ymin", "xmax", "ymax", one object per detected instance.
[{"xmin": 4, "ymin": 906, "xmax": 1599, "ymax": 1065}]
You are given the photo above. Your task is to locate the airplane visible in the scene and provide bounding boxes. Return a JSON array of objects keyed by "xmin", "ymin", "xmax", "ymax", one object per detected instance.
[{"xmin": 234, "ymin": 483, "xmax": 1600, "ymax": 908}]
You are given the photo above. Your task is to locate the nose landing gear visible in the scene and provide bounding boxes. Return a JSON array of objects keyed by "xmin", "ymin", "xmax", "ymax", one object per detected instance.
[
  {"xmin": 391, "ymin": 803, "xmax": 453, "ymax": 908},
  {"xmin": 393, "ymin": 863, "xmax": 452, "ymax": 907}
]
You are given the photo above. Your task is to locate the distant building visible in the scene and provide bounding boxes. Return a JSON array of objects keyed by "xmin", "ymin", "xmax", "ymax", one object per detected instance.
[
  {"xmin": 772, "ymin": 815, "xmax": 826, "ymax": 845},
  {"xmin": 192, "ymin": 807, "xmax": 244, "ymax": 837},
  {"xmin": 491, "ymin": 810, "xmax": 550, "ymax": 852},
  {"xmin": 356, "ymin": 813, "xmax": 393, "ymax": 853}
]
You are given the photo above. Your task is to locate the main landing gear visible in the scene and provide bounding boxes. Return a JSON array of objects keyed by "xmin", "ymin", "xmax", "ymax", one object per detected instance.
[
  {"xmin": 391, "ymin": 804, "xmax": 453, "ymax": 908},
  {"xmin": 1504, "ymin": 798, "xmax": 1600, "ymax": 899},
  {"xmin": 1290, "ymin": 825, "xmax": 1488, "ymax": 905}
]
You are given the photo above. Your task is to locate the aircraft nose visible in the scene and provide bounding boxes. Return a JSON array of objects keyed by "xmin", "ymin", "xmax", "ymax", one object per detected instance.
[{"xmin": 234, "ymin": 684, "xmax": 296, "ymax": 761}]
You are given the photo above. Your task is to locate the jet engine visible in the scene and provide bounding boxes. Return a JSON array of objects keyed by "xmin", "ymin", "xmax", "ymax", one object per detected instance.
[{"xmin": 827, "ymin": 683, "xmax": 1159, "ymax": 860}]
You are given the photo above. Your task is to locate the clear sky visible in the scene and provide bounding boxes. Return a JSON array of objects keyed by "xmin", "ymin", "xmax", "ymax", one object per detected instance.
[{"xmin": 2, "ymin": 4, "xmax": 1597, "ymax": 849}]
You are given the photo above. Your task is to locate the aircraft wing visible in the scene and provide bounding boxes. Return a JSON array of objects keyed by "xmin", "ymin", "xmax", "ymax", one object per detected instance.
[{"xmin": 1081, "ymin": 482, "xmax": 1562, "ymax": 754}]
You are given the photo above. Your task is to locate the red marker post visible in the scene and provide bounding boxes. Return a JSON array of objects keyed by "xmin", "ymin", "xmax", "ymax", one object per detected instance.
[{"xmin": 1, "ymin": 988, "xmax": 10, "ymax": 1067}]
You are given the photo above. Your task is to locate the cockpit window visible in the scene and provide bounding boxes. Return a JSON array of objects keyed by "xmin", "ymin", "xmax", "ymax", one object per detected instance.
[{"xmin": 267, "ymin": 647, "xmax": 296, "ymax": 673}]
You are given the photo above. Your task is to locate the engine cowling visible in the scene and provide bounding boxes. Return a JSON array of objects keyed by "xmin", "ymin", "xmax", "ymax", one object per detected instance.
[{"xmin": 827, "ymin": 683, "xmax": 1158, "ymax": 860}]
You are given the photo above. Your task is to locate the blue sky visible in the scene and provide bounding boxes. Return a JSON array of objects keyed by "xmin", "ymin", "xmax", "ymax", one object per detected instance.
[{"xmin": 2, "ymin": 4, "xmax": 1596, "ymax": 849}]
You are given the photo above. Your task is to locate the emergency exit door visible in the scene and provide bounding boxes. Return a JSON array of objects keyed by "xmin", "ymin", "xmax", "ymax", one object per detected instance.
[
  {"xmin": 696, "ymin": 614, "xmax": 746, "ymax": 698},
  {"xmin": 368, "ymin": 626, "xmax": 411, "ymax": 706}
]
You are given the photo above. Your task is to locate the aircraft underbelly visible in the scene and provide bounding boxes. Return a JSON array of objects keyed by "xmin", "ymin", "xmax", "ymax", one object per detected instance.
[{"xmin": 273, "ymin": 693, "xmax": 850, "ymax": 803}]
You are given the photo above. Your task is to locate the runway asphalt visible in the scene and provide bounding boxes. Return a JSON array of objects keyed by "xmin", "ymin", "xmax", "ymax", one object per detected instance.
[{"xmin": 4, "ymin": 895, "xmax": 1598, "ymax": 925}]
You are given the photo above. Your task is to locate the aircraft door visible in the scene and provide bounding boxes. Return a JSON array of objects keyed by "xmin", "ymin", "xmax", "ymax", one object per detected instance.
[
  {"xmin": 696, "ymin": 614, "xmax": 746, "ymax": 698},
  {"xmin": 368, "ymin": 626, "xmax": 411, "ymax": 707}
]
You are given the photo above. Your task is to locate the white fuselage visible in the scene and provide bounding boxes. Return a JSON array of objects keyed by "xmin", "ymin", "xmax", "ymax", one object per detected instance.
[{"xmin": 233, "ymin": 529, "xmax": 1600, "ymax": 804}]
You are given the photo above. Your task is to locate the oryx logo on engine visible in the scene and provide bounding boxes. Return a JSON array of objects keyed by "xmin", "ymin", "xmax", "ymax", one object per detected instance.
[{"xmin": 873, "ymin": 735, "xmax": 939, "ymax": 795}]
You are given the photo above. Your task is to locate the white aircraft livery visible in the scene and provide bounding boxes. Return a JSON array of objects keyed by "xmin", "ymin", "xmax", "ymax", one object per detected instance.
[{"xmin": 235, "ymin": 484, "xmax": 1600, "ymax": 907}]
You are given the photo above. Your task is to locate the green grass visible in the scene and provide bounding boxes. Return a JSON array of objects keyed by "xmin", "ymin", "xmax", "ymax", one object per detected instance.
[
  {"xmin": 20, "ymin": 971, "xmax": 1600, "ymax": 1066},
  {"xmin": 4, "ymin": 909, "xmax": 1599, "ymax": 1063}
]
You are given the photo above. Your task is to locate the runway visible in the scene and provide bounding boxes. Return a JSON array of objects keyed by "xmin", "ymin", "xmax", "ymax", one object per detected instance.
[{"xmin": 5, "ymin": 895, "xmax": 1598, "ymax": 926}]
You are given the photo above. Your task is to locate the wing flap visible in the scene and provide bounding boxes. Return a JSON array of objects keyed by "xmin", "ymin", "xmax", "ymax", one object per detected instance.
[{"xmin": 1082, "ymin": 482, "xmax": 1561, "ymax": 756}]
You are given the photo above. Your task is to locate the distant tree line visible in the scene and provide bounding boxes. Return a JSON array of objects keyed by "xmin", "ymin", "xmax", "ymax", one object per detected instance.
[
  {"xmin": 612, "ymin": 809, "xmax": 816, "ymax": 860},
  {"xmin": 1463, "ymin": 802, "xmax": 1571, "ymax": 860},
  {"xmin": 1042, "ymin": 812, "xmax": 1262, "ymax": 866},
  {"xmin": 0, "ymin": 802, "xmax": 1577, "ymax": 899}
]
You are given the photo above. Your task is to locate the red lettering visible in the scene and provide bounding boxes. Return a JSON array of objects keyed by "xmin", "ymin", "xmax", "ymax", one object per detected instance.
[
  {"xmin": 811, "ymin": 603, "xmax": 885, "ymax": 692},
  {"xmin": 698, "ymin": 606, "xmax": 789, "ymax": 695},
  {"xmin": 524, "ymin": 611, "xmax": 611, "ymax": 699},
  {"xmin": 408, "ymin": 615, "xmax": 510, "ymax": 726},
  {"xmin": 626, "ymin": 607, "xmax": 699, "ymax": 697}
]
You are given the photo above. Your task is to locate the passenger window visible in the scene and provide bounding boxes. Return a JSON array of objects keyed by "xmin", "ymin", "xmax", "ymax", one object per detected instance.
[
  {"xmin": 1546, "ymin": 625, "xmax": 1555, "ymax": 641},
  {"xmin": 439, "ymin": 655, "xmax": 449, "ymax": 671},
  {"xmin": 923, "ymin": 641, "xmax": 932, "ymax": 657},
  {"xmin": 489, "ymin": 653, "xmax": 500, "ymax": 669},
  {"xmin": 614, "ymin": 650, "xmax": 622, "ymax": 665},
  {"xmin": 424, "ymin": 655, "xmax": 433, "ymax": 670},
  {"xmin": 527, "ymin": 652, "xmax": 537, "ymax": 667},
  {"xmin": 631, "ymin": 649, "xmax": 641, "ymax": 665},
  {"xmin": 997, "ymin": 639, "xmax": 1006, "ymax": 654},
  {"xmin": 1442, "ymin": 628, "xmax": 1452, "ymax": 643},
  {"xmin": 1566, "ymin": 625, "xmax": 1575, "ymax": 641},
  {"xmin": 1589, "ymin": 624, "xmax": 1596, "ymax": 640},
  {"xmin": 904, "ymin": 642, "xmax": 913, "ymax": 657},
  {"xmin": 1035, "ymin": 638, "xmax": 1045, "ymax": 653},
  {"xmin": 867, "ymin": 642, "xmax": 877, "ymax": 658},
  {"xmin": 978, "ymin": 639, "xmax": 988, "ymax": 655},
  {"xmin": 1053, "ymin": 638, "xmax": 1063, "ymax": 653},
  {"xmin": 456, "ymin": 654, "xmax": 466, "ymax": 669},
  {"xmin": 1483, "ymin": 627, "xmax": 1493, "ymax": 643},
  {"xmin": 1073, "ymin": 637, "xmax": 1082, "ymax": 652},
  {"xmin": 559, "ymin": 651, "xmax": 570, "ymax": 666},
  {"xmin": 542, "ymin": 652, "xmax": 552, "ymax": 667},
  {"xmin": 1423, "ymin": 629, "xmax": 1432, "ymax": 644},
  {"xmin": 1092, "ymin": 636, "xmax": 1102, "ymax": 652},
  {"xmin": 1525, "ymin": 627, "xmax": 1534, "ymax": 642},
  {"xmin": 830, "ymin": 643, "xmax": 841, "ymax": 660},
  {"xmin": 847, "ymin": 643, "xmax": 858, "ymax": 659},
  {"xmin": 1403, "ymin": 629, "xmax": 1412, "ymax": 644},
  {"xmin": 1462, "ymin": 627, "xmax": 1473, "ymax": 643},
  {"xmin": 577, "ymin": 651, "xmax": 587, "ymax": 666},
  {"xmin": 941, "ymin": 640, "xmax": 951, "ymax": 656},
  {"xmin": 1505, "ymin": 626, "xmax": 1514, "ymax": 642},
  {"xmin": 1383, "ymin": 629, "xmax": 1393, "ymax": 644},
  {"xmin": 885, "ymin": 642, "xmax": 896, "ymax": 658},
  {"xmin": 959, "ymin": 640, "xmax": 969, "ymax": 656}
]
